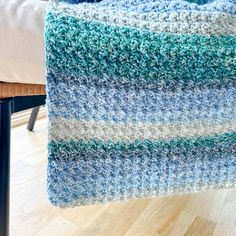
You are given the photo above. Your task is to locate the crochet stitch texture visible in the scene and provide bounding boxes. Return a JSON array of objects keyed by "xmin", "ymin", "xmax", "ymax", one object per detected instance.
[{"xmin": 45, "ymin": 0, "xmax": 236, "ymax": 207}]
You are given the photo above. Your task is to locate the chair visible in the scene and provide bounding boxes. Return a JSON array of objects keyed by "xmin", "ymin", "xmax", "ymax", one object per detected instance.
[{"xmin": 0, "ymin": 0, "xmax": 48, "ymax": 235}]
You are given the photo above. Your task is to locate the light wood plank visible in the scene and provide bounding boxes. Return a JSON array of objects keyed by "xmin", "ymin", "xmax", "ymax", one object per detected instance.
[
  {"xmin": 125, "ymin": 195, "xmax": 190, "ymax": 236},
  {"xmin": 184, "ymin": 216, "xmax": 216, "ymax": 236},
  {"xmin": 35, "ymin": 216, "xmax": 78, "ymax": 236},
  {"xmin": 213, "ymin": 223, "xmax": 236, "ymax": 236}
]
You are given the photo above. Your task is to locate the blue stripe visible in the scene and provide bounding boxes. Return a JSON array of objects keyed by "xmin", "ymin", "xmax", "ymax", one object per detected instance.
[
  {"xmin": 47, "ymin": 150, "xmax": 236, "ymax": 207},
  {"xmin": 47, "ymin": 73, "xmax": 236, "ymax": 123},
  {"xmin": 96, "ymin": 0, "xmax": 236, "ymax": 15}
]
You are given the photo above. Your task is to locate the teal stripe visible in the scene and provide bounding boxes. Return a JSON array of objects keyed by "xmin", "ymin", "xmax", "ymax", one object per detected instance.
[
  {"xmin": 45, "ymin": 12, "xmax": 236, "ymax": 82},
  {"xmin": 48, "ymin": 132, "xmax": 236, "ymax": 154}
]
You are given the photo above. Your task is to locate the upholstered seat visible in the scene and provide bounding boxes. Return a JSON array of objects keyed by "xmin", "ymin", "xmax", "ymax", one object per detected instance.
[{"xmin": 0, "ymin": 0, "xmax": 47, "ymax": 85}]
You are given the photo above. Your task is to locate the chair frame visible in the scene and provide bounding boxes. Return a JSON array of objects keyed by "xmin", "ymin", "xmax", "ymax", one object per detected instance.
[{"xmin": 0, "ymin": 95, "xmax": 46, "ymax": 236}]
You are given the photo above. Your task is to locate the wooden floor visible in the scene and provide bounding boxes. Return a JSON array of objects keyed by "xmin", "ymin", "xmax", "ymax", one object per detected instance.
[{"xmin": 10, "ymin": 118, "xmax": 236, "ymax": 236}]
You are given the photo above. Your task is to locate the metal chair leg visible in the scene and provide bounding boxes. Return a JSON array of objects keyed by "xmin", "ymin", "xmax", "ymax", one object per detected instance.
[
  {"xmin": 0, "ymin": 99, "xmax": 11, "ymax": 236},
  {"xmin": 27, "ymin": 106, "xmax": 40, "ymax": 131}
]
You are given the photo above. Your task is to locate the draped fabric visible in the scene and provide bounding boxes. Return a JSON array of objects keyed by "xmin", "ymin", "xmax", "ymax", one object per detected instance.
[{"xmin": 45, "ymin": 0, "xmax": 236, "ymax": 207}]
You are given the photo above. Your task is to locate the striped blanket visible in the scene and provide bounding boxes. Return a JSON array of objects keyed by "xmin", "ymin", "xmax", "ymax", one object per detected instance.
[{"xmin": 45, "ymin": 0, "xmax": 236, "ymax": 207}]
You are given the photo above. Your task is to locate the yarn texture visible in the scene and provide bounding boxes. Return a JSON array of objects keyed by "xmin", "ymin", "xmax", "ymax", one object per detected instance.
[{"xmin": 45, "ymin": 0, "xmax": 236, "ymax": 207}]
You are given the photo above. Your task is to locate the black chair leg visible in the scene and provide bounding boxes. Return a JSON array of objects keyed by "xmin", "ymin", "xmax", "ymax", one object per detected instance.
[
  {"xmin": 0, "ymin": 99, "xmax": 11, "ymax": 236},
  {"xmin": 27, "ymin": 106, "xmax": 40, "ymax": 131}
]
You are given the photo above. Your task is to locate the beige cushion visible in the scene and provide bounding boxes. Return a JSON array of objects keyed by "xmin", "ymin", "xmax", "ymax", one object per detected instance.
[{"xmin": 0, "ymin": 0, "xmax": 48, "ymax": 85}]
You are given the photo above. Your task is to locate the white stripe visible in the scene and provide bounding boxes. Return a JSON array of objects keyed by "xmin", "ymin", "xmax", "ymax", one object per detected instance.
[
  {"xmin": 49, "ymin": 118, "xmax": 236, "ymax": 142},
  {"xmin": 49, "ymin": 3, "xmax": 236, "ymax": 35}
]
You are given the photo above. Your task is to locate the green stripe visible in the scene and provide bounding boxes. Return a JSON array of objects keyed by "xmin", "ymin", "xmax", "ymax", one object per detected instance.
[
  {"xmin": 45, "ymin": 12, "xmax": 236, "ymax": 82},
  {"xmin": 48, "ymin": 132, "xmax": 236, "ymax": 154}
]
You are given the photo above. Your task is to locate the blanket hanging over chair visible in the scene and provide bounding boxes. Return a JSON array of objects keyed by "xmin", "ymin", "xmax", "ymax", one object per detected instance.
[{"xmin": 45, "ymin": 0, "xmax": 236, "ymax": 207}]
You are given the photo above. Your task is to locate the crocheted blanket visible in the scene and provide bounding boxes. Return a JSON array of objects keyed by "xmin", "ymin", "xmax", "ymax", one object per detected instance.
[{"xmin": 45, "ymin": 0, "xmax": 236, "ymax": 207}]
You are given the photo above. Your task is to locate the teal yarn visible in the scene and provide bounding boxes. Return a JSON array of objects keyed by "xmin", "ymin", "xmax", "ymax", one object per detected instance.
[
  {"xmin": 45, "ymin": 0, "xmax": 236, "ymax": 207},
  {"xmin": 48, "ymin": 132, "xmax": 236, "ymax": 154},
  {"xmin": 46, "ymin": 13, "xmax": 235, "ymax": 81}
]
